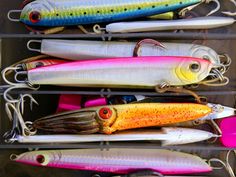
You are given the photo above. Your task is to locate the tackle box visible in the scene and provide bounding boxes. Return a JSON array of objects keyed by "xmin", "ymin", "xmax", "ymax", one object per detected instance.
[{"xmin": 0, "ymin": 0, "xmax": 236, "ymax": 177}]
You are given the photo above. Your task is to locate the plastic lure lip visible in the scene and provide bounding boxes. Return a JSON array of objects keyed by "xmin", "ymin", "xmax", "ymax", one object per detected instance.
[{"xmin": 200, "ymin": 103, "xmax": 236, "ymax": 120}]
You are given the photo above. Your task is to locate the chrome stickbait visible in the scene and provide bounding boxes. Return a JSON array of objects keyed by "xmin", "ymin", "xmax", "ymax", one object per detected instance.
[
  {"xmin": 27, "ymin": 39, "xmax": 223, "ymax": 65},
  {"xmin": 8, "ymin": 0, "xmax": 215, "ymax": 27},
  {"xmin": 10, "ymin": 128, "xmax": 218, "ymax": 146},
  {"xmin": 4, "ymin": 56, "xmax": 214, "ymax": 88},
  {"xmin": 32, "ymin": 103, "xmax": 211, "ymax": 134},
  {"xmin": 11, "ymin": 149, "xmax": 212, "ymax": 174},
  {"xmin": 100, "ymin": 16, "xmax": 235, "ymax": 33}
]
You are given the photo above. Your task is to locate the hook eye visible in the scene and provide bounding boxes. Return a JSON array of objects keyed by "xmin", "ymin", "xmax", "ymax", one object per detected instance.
[
  {"xmin": 189, "ymin": 62, "xmax": 201, "ymax": 72},
  {"xmin": 7, "ymin": 10, "xmax": 21, "ymax": 22}
]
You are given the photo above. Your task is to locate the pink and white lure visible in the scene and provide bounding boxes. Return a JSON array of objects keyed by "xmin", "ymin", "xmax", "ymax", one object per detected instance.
[
  {"xmin": 12, "ymin": 149, "xmax": 212, "ymax": 175},
  {"xmin": 13, "ymin": 56, "xmax": 213, "ymax": 87}
]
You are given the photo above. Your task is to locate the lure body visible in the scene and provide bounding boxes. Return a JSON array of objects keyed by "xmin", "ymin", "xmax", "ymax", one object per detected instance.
[
  {"xmin": 20, "ymin": 0, "xmax": 201, "ymax": 26},
  {"xmin": 33, "ymin": 103, "xmax": 212, "ymax": 134},
  {"xmin": 14, "ymin": 149, "xmax": 212, "ymax": 174},
  {"xmin": 31, "ymin": 40, "xmax": 221, "ymax": 64},
  {"xmin": 105, "ymin": 16, "xmax": 235, "ymax": 33},
  {"xmin": 13, "ymin": 128, "xmax": 217, "ymax": 146},
  {"xmin": 27, "ymin": 56, "xmax": 212, "ymax": 87}
]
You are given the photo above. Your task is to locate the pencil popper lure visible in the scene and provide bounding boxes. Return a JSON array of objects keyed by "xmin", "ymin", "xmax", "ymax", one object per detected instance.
[
  {"xmin": 21, "ymin": 103, "xmax": 213, "ymax": 135},
  {"xmin": 2, "ymin": 56, "xmax": 228, "ymax": 95},
  {"xmin": 94, "ymin": 16, "xmax": 235, "ymax": 33},
  {"xmin": 27, "ymin": 39, "xmax": 232, "ymax": 68},
  {"xmin": 7, "ymin": 0, "xmax": 221, "ymax": 33},
  {"xmin": 10, "ymin": 148, "xmax": 224, "ymax": 175},
  {"xmin": 9, "ymin": 127, "xmax": 219, "ymax": 145}
]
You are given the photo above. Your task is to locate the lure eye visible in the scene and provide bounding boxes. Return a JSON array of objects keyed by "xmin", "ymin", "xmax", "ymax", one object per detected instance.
[
  {"xmin": 35, "ymin": 62, "xmax": 44, "ymax": 68},
  {"xmin": 99, "ymin": 107, "xmax": 113, "ymax": 119},
  {"xmin": 29, "ymin": 11, "xmax": 41, "ymax": 23},
  {"xmin": 36, "ymin": 155, "xmax": 45, "ymax": 164},
  {"xmin": 189, "ymin": 62, "xmax": 201, "ymax": 72}
]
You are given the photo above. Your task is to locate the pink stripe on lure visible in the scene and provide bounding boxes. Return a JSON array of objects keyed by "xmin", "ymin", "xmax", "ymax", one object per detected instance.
[{"xmin": 13, "ymin": 149, "xmax": 212, "ymax": 175}]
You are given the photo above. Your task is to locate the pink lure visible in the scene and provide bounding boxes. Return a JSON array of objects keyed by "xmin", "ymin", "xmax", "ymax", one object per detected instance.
[{"xmin": 13, "ymin": 149, "xmax": 212, "ymax": 175}]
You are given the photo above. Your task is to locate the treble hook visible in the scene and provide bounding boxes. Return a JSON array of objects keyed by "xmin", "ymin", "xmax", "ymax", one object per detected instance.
[
  {"xmin": 19, "ymin": 94, "xmax": 38, "ymax": 115},
  {"xmin": 179, "ymin": 0, "xmax": 220, "ymax": 17},
  {"xmin": 2, "ymin": 66, "xmax": 39, "ymax": 103},
  {"xmin": 200, "ymin": 63, "xmax": 229, "ymax": 86},
  {"xmin": 222, "ymin": 0, "xmax": 236, "ymax": 16},
  {"xmin": 5, "ymin": 102, "xmax": 36, "ymax": 136}
]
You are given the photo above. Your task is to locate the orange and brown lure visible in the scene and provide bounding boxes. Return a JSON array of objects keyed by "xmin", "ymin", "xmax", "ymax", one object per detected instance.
[{"xmin": 33, "ymin": 103, "xmax": 212, "ymax": 134}]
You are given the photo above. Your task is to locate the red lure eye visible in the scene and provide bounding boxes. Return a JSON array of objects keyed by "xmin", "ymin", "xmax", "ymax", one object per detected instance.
[
  {"xmin": 99, "ymin": 107, "xmax": 113, "ymax": 119},
  {"xmin": 29, "ymin": 11, "xmax": 41, "ymax": 23},
  {"xmin": 36, "ymin": 155, "xmax": 45, "ymax": 164}
]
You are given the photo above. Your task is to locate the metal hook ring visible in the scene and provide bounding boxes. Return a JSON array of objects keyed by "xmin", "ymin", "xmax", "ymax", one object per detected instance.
[
  {"xmin": 211, "ymin": 69, "xmax": 225, "ymax": 81},
  {"xmin": 222, "ymin": 0, "xmax": 236, "ymax": 16},
  {"xmin": 27, "ymin": 40, "xmax": 42, "ymax": 52},
  {"xmin": 93, "ymin": 24, "xmax": 105, "ymax": 34},
  {"xmin": 10, "ymin": 154, "xmax": 19, "ymax": 161},
  {"xmin": 205, "ymin": 0, "xmax": 221, "ymax": 16},
  {"xmin": 7, "ymin": 10, "xmax": 21, "ymax": 22},
  {"xmin": 14, "ymin": 71, "xmax": 28, "ymax": 83},
  {"xmin": 219, "ymin": 54, "xmax": 232, "ymax": 72},
  {"xmin": 2, "ymin": 66, "xmax": 23, "ymax": 85},
  {"xmin": 208, "ymin": 158, "xmax": 225, "ymax": 170}
]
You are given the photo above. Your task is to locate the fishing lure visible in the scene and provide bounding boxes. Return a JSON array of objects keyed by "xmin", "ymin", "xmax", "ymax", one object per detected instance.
[
  {"xmin": 22, "ymin": 58, "xmax": 66, "ymax": 70},
  {"xmin": 8, "ymin": 0, "xmax": 220, "ymax": 27},
  {"xmin": 11, "ymin": 148, "xmax": 212, "ymax": 174},
  {"xmin": 27, "ymin": 39, "xmax": 226, "ymax": 66},
  {"xmin": 3, "ymin": 56, "xmax": 225, "ymax": 88},
  {"xmin": 9, "ymin": 127, "xmax": 218, "ymax": 146},
  {"xmin": 30, "ymin": 103, "xmax": 211, "ymax": 134},
  {"xmin": 98, "ymin": 16, "xmax": 235, "ymax": 33}
]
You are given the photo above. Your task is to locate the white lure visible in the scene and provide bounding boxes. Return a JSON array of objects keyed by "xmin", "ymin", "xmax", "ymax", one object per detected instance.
[
  {"xmin": 104, "ymin": 16, "xmax": 235, "ymax": 33},
  {"xmin": 27, "ymin": 39, "xmax": 221, "ymax": 65},
  {"xmin": 11, "ymin": 127, "xmax": 218, "ymax": 146}
]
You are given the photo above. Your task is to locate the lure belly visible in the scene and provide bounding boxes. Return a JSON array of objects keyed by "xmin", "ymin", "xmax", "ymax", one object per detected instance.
[
  {"xmin": 13, "ymin": 149, "xmax": 212, "ymax": 174},
  {"xmin": 26, "ymin": 56, "xmax": 212, "ymax": 87},
  {"xmin": 28, "ymin": 40, "xmax": 221, "ymax": 65},
  {"xmin": 33, "ymin": 103, "xmax": 212, "ymax": 134},
  {"xmin": 19, "ymin": 0, "xmax": 201, "ymax": 26}
]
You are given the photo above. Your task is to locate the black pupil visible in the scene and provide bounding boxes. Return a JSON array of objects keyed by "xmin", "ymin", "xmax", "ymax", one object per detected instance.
[
  {"xmin": 103, "ymin": 109, "xmax": 108, "ymax": 114},
  {"xmin": 32, "ymin": 13, "xmax": 39, "ymax": 20},
  {"xmin": 35, "ymin": 62, "xmax": 44, "ymax": 68},
  {"xmin": 191, "ymin": 63, "xmax": 199, "ymax": 70},
  {"xmin": 36, "ymin": 155, "xmax": 45, "ymax": 164}
]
